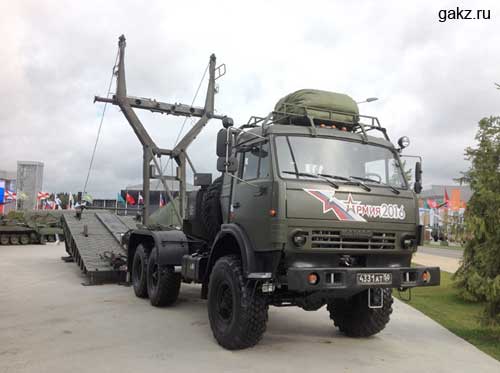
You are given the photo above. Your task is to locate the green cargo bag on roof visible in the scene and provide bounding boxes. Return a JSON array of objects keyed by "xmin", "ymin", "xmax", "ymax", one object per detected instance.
[{"xmin": 274, "ymin": 89, "xmax": 359, "ymax": 125}]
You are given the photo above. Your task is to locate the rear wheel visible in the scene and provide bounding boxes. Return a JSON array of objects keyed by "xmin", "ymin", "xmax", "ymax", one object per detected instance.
[
  {"xmin": 207, "ymin": 255, "xmax": 268, "ymax": 350},
  {"xmin": 327, "ymin": 289, "xmax": 393, "ymax": 337},
  {"xmin": 20, "ymin": 234, "xmax": 30, "ymax": 245},
  {"xmin": 132, "ymin": 244, "xmax": 149, "ymax": 298},
  {"xmin": 147, "ymin": 247, "xmax": 181, "ymax": 307},
  {"xmin": 9, "ymin": 235, "xmax": 19, "ymax": 245}
]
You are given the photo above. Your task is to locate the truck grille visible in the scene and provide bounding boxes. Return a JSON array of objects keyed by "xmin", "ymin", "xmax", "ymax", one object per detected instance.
[{"xmin": 310, "ymin": 230, "xmax": 396, "ymax": 249}]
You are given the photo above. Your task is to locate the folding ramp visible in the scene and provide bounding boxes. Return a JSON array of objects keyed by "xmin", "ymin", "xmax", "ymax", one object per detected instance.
[{"xmin": 62, "ymin": 211, "xmax": 138, "ymax": 285}]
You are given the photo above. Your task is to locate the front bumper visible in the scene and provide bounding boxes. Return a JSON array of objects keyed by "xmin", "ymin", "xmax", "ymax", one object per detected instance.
[{"xmin": 287, "ymin": 266, "xmax": 440, "ymax": 292}]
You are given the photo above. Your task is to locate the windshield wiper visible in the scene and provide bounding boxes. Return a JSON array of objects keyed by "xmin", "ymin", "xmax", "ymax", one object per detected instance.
[
  {"xmin": 283, "ymin": 171, "xmax": 339, "ymax": 189},
  {"xmin": 318, "ymin": 173, "xmax": 350, "ymax": 182},
  {"xmin": 349, "ymin": 176, "xmax": 400, "ymax": 195},
  {"xmin": 319, "ymin": 173, "xmax": 371, "ymax": 192}
]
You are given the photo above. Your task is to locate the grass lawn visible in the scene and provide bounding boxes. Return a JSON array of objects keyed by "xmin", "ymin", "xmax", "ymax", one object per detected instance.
[{"xmin": 395, "ymin": 271, "xmax": 500, "ymax": 361}]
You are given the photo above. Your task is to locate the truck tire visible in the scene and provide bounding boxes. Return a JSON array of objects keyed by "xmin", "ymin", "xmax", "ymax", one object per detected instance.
[
  {"xmin": 132, "ymin": 244, "xmax": 149, "ymax": 298},
  {"xmin": 207, "ymin": 255, "xmax": 268, "ymax": 350},
  {"xmin": 201, "ymin": 176, "xmax": 223, "ymax": 241},
  {"xmin": 147, "ymin": 247, "xmax": 181, "ymax": 307},
  {"xmin": 327, "ymin": 289, "xmax": 393, "ymax": 337}
]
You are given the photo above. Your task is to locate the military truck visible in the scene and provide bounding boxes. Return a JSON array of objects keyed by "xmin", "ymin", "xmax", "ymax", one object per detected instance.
[{"xmin": 93, "ymin": 36, "xmax": 440, "ymax": 350}]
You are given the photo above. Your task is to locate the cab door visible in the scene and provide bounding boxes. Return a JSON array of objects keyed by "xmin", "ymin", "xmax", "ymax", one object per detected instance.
[{"xmin": 231, "ymin": 141, "xmax": 273, "ymax": 251}]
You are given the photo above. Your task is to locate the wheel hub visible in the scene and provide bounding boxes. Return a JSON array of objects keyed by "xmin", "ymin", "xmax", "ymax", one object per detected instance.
[
  {"xmin": 133, "ymin": 257, "xmax": 142, "ymax": 282},
  {"xmin": 216, "ymin": 282, "xmax": 233, "ymax": 323},
  {"xmin": 151, "ymin": 264, "xmax": 159, "ymax": 286}
]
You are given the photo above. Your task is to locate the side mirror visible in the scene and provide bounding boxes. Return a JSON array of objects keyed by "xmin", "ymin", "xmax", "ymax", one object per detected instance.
[
  {"xmin": 217, "ymin": 156, "xmax": 238, "ymax": 173},
  {"xmin": 216, "ymin": 129, "xmax": 233, "ymax": 157},
  {"xmin": 414, "ymin": 161, "xmax": 422, "ymax": 193},
  {"xmin": 398, "ymin": 136, "xmax": 410, "ymax": 151}
]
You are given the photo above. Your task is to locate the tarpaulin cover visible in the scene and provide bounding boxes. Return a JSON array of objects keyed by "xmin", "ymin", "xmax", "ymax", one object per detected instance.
[{"xmin": 274, "ymin": 89, "xmax": 359, "ymax": 124}]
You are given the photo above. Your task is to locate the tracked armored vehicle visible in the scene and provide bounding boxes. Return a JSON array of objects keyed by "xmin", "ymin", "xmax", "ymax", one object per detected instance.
[
  {"xmin": 0, "ymin": 214, "xmax": 36, "ymax": 245},
  {"xmin": 0, "ymin": 211, "xmax": 63, "ymax": 245},
  {"xmin": 67, "ymin": 35, "xmax": 440, "ymax": 350}
]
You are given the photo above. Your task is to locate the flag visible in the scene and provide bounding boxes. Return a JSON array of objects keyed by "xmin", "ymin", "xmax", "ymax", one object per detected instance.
[
  {"xmin": 4, "ymin": 190, "xmax": 16, "ymax": 201},
  {"xmin": 444, "ymin": 188, "xmax": 450, "ymax": 206},
  {"xmin": 117, "ymin": 193, "xmax": 126, "ymax": 204},
  {"xmin": 138, "ymin": 192, "xmax": 144, "ymax": 205},
  {"xmin": 68, "ymin": 193, "xmax": 74, "ymax": 210},
  {"xmin": 159, "ymin": 193, "xmax": 165, "ymax": 207},
  {"xmin": 82, "ymin": 194, "xmax": 93, "ymax": 205},
  {"xmin": 55, "ymin": 197, "xmax": 62, "ymax": 209},
  {"xmin": 18, "ymin": 192, "xmax": 28, "ymax": 201},
  {"xmin": 451, "ymin": 189, "xmax": 461, "ymax": 211},
  {"xmin": 37, "ymin": 191, "xmax": 50, "ymax": 200},
  {"xmin": 427, "ymin": 199, "xmax": 438, "ymax": 209},
  {"xmin": 126, "ymin": 192, "xmax": 135, "ymax": 205}
]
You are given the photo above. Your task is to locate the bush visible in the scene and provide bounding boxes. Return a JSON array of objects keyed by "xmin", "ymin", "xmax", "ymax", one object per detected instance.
[{"xmin": 454, "ymin": 117, "xmax": 500, "ymax": 323}]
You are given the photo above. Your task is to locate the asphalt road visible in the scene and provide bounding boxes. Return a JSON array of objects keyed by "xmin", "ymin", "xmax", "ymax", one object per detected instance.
[
  {"xmin": 1, "ymin": 244, "xmax": 498, "ymax": 373},
  {"xmin": 418, "ymin": 246, "xmax": 463, "ymax": 259}
]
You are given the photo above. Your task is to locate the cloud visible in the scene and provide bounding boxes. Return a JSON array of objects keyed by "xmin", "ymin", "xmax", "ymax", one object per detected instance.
[{"xmin": 1, "ymin": 0, "xmax": 499, "ymax": 197}]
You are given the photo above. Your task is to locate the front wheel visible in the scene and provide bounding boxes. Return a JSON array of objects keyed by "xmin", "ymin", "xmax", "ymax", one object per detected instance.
[
  {"xmin": 327, "ymin": 289, "xmax": 393, "ymax": 337},
  {"xmin": 207, "ymin": 255, "xmax": 268, "ymax": 350},
  {"xmin": 147, "ymin": 247, "xmax": 181, "ymax": 307}
]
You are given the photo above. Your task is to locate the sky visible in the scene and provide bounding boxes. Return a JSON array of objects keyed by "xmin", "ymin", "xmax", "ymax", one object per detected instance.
[{"xmin": 1, "ymin": 0, "xmax": 499, "ymax": 198}]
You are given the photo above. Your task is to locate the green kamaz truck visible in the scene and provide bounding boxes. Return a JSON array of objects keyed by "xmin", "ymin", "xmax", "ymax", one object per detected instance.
[{"xmin": 94, "ymin": 36, "xmax": 440, "ymax": 351}]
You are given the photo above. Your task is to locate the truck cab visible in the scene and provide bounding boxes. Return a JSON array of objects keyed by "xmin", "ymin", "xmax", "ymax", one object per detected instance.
[{"xmin": 217, "ymin": 114, "xmax": 436, "ymax": 294}]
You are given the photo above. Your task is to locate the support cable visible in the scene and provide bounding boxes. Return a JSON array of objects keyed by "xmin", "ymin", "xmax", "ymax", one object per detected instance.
[
  {"xmin": 82, "ymin": 50, "xmax": 120, "ymax": 195},
  {"xmin": 154, "ymin": 63, "xmax": 209, "ymax": 189}
]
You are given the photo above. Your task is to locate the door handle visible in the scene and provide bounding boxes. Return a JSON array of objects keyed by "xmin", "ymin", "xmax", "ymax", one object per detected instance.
[
  {"xmin": 254, "ymin": 186, "xmax": 267, "ymax": 197},
  {"xmin": 232, "ymin": 202, "xmax": 241, "ymax": 209}
]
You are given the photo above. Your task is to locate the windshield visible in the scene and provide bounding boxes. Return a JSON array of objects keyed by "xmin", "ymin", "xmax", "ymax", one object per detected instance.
[{"xmin": 275, "ymin": 136, "xmax": 406, "ymax": 188}]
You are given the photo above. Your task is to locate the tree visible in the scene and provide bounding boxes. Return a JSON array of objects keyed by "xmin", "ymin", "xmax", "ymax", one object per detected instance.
[
  {"xmin": 454, "ymin": 116, "xmax": 500, "ymax": 323},
  {"xmin": 391, "ymin": 159, "xmax": 412, "ymax": 185}
]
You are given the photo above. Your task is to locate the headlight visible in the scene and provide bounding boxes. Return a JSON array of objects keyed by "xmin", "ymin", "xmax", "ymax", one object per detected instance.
[
  {"xmin": 398, "ymin": 136, "xmax": 410, "ymax": 149},
  {"xmin": 292, "ymin": 231, "xmax": 307, "ymax": 247}
]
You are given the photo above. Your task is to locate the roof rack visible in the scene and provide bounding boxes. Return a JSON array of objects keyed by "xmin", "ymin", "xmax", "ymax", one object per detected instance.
[{"xmin": 242, "ymin": 103, "xmax": 390, "ymax": 142}]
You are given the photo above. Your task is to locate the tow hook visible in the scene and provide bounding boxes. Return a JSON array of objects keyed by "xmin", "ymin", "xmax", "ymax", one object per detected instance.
[{"xmin": 368, "ymin": 288, "xmax": 383, "ymax": 309}]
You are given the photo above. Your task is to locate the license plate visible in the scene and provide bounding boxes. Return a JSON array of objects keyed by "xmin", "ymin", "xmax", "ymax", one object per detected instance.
[{"xmin": 357, "ymin": 273, "xmax": 392, "ymax": 285}]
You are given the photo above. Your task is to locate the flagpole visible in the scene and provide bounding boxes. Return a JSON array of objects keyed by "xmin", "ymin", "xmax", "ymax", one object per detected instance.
[{"xmin": 125, "ymin": 190, "xmax": 128, "ymax": 215}]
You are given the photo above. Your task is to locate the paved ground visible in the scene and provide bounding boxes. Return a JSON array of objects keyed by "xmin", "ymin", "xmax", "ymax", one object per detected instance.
[
  {"xmin": 419, "ymin": 246, "xmax": 463, "ymax": 259},
  {"xmin": 1, "ymin": 244, "xmax": 498, "ymax": 373},
  {"xmin": 414, "ymin": 246, "xmax": 462, "ymax": 273}
]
